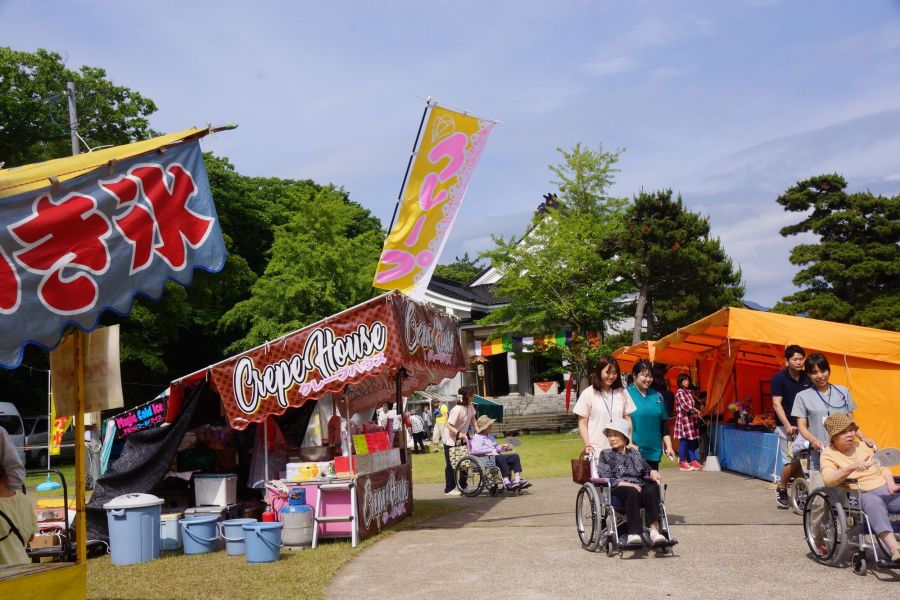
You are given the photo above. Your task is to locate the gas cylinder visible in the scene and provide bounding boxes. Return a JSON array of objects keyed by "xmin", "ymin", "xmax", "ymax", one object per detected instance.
[{"xmin": 281, "ymin": 487, "xmax": 313, "ymax": 548}]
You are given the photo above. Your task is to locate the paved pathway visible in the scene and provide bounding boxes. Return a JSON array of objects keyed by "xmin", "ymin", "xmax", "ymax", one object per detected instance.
[{"xmin": 327, "ymin": 470, "xmax": 899, "ymax": 599}]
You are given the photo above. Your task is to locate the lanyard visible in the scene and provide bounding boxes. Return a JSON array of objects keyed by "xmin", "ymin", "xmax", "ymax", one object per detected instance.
[
  {"xmin": 599, "ymin": 390, "xmax": 615, "ymax": 419},
  {"xmin": 814, "ymin": 385, "xmax": 847, "ymax": 415}
]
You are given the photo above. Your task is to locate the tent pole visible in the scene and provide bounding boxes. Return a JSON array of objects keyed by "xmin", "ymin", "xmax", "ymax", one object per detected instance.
[
  {"xmin": 396, "ymin": 368, "xmax": 408, "ymax": 464},
  {"xmin": 264, "ymin": 418, "xmax": 269, "ymax": 483}
]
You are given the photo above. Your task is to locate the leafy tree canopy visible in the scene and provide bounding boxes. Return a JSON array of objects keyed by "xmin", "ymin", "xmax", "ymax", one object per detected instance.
[
  {"xmin": 479, "ymin": 144, "xmax": 629, "ymax": 383},
  {"xmin": 0, "ymin": 47, "xmax": 157, "ymax": 166},
  {"xmin": 773, "ymin": 174, "xmax": 900, "ymax": 331},
  {"xmin": 614, "ymin": 189, "xmax": 744, "ymax": 342},
  {"xmin": 219, "ymin": 186, "xmax": 384, "ymax": 353},
  {"xmin": 433, "ymin": 252, "xmax": 484, "ymax": 283}
]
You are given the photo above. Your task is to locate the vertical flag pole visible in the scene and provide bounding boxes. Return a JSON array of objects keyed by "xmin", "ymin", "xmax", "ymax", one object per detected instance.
[
  {"xmin": 66, "ymin": 78, "xmax": 89, "ymax": 566},
  {"xmin": 385, "ymin": 97, "xmax": 432, "ymax": 235}
]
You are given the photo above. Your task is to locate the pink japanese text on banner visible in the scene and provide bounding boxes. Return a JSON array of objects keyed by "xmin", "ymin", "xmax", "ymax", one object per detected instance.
[
  {"xmin": 373, "ymin": 105, "xmax": 494, "ymax": 299},
  {"xmin": 49, "ymin": 391, "xmax": 71, "ymax": 456}
]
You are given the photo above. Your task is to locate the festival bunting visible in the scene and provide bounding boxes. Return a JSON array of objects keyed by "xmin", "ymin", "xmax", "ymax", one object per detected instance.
[
  {"xmin": 373, "ymin": 104, "xmax": 495, "ymax": 299},
  {"xmin": 0, "ymin": 140, "xmax": 226, "ymax": 368}
]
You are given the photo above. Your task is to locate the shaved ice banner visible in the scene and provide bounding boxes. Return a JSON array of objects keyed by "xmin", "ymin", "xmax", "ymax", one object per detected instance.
[
  {"xmin": 0, "ymin": 141, "xmax": 226, "ymax": 368},
  {"xmin": 373, "ymin": 104, "xmax": 495, "ymax": 299}
]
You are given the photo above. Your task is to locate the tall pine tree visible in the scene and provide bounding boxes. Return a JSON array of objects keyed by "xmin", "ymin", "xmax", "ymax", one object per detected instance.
[
  {"xmin": 614, "ymin": 190, "xmax": 744, "ymax": 343},
  {"xmin": 773, "ymin": 174, "xmax": 900, "ymax": 331}
]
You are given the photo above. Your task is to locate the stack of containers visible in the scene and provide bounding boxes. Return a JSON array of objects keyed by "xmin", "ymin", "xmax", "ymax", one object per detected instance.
[{"xmin": 181, "ymin": 473, "xmax": 240, "ymax": 551}]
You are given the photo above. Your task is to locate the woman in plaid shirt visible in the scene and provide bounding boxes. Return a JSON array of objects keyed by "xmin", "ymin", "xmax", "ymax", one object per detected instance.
[{"xmin": 674, "ymin": 374, "xmax": 702, "ymax": 471}]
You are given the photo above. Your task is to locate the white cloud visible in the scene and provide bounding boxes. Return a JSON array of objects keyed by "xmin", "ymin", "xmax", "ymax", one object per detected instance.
[{"xmin": 585, "ymin": 55, "xmax": 639, "ymax": 77}]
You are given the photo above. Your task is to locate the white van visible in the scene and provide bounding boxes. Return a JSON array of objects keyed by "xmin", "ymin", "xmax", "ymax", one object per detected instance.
[{"xmin": 0, "ymin": 401, "xmax": 26, "ymax": 465}]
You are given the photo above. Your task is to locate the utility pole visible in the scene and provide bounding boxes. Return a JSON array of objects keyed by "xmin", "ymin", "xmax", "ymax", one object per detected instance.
[{"xmin": 66, "ymin": 79, "xmax": 80, "ymax": 156}]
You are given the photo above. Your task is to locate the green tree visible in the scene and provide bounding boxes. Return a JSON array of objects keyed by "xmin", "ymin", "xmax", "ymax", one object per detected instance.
[
  {"xmin": 220, "ymin": 186, "xmax": 384, "ymax": 352},
  {"xmin": 773, "ymin": 174, "xmax": 900, "ymax": 330},
  {"xmin": 615, "ymin": 189, "xmax": 745, "ymax": 343},
  {"xmin": 433, "ymin": 252, "xmax": 484, "ymax": 283},
  {"xmin": 478, "ymin": 144, "xmax": 629, "ymax": 387},
  {"xmin": 0, "ymin": 47, "xmax": 157, "ymax": 166}
]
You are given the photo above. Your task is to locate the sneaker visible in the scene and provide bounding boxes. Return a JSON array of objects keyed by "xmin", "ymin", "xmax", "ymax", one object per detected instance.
[
  {"xmin": 649, "ymin": 530, "xmax": 667, "ymax": 546},
  {"xmin": 679, "ymin": 461, "xmax": 694, "ymax": 471},
  {"xmin": 689, "ymin": 460, "xmax": 703, "ymax": 471},
  {"xmin": 518, "ymin": 480, "xmax": 532, "ymax": 489},
  {"xmin": 625, "ymin": 534, "xmax": 643, "ymax": 546},
  {"xmin": 444, "ymin": 489, "xmax": 462, "ymax": 496},
  {"xmin": 775, "ymin": 487, "xmax": 789, "ymax": 509}
]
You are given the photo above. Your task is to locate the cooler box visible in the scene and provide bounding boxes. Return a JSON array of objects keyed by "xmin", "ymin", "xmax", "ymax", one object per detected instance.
[
  {"xmin": 160, "ymin": 510, "xmax": 184, "ymax": 551},
  {"xmin": 193, "ymin": 473, "xmax": 237, "ymax": 507},
  {"xmin": 103, "ymin": 493, "xmax": 164, "ymax": 566},
  {"xmin": 184, "ymin": 503, "xmax": 242, "ymax": 522}
]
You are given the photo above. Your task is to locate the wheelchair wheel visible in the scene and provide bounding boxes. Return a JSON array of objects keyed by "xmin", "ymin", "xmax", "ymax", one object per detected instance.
[
  {"xmin": 790, "ymin": 477, "xmax": 809, "ymax": 516},
  {"xmin": 803, "ymin": 488, "xmax": 849, "ymax": 565},
  {"xmin": 576, "ymin": 483, "xmax": 602, "ymax": 551},
  {"xmin": 455, "ymin": 457, "xmax": 485, "ymax": 497}
]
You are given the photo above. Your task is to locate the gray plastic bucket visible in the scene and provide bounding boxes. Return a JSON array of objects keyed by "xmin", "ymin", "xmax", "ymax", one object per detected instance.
[
  {"xmin": 242, "ymin": 522, "xmax": 283, "ymax": 563},
  {"xmin": 180, "ymin": 515, "xmax": 220, "ymax": 555},
  {"xmin": 220, "ymin": 518, "xmax": 257, "ymax": 556}
]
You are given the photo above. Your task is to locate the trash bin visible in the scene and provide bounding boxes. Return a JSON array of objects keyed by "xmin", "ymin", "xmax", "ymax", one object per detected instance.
[{"xmin": 103, "ymin": 493, "xmax": 164, "ymax": 565}]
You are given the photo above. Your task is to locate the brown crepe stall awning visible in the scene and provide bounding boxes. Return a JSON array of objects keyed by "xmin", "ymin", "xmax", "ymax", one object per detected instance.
[{"xmin": 171, "ymin": 291, "xmax": 465, "ymax": 430}]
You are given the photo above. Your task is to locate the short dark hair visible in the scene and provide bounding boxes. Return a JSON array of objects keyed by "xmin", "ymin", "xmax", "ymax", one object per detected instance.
[
  {"xmin": 676, "ymin": 373, "xmax": 692, "ymax": 388},
  {"xmin": 631, "ymin": 360, "xmax": 653, "ymax": 379},
  {"xmin": 458, "ymin": 385, "xmax": 474, "ymax": 404},
  {"xmin": 591, "ymin": 355, "xmax": 623, "ymax": 391},
  {"xmin": 784, "ymin": 345, "xmax": 805, "ymax": 360},
  {"xmin": 804, "ymin": 353, "xmax": 830, "ymax": 374}
]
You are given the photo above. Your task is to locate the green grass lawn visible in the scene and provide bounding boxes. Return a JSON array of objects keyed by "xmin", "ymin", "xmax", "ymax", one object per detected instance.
[{"xmin": 86, "ymin": 498, "xmax": 461, "ymax": 600}]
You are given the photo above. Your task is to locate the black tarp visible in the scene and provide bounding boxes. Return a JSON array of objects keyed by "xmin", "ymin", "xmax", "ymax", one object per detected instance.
[{"xmin": 86, "ymin": 382, "xmax": 208, "ymax": 543}]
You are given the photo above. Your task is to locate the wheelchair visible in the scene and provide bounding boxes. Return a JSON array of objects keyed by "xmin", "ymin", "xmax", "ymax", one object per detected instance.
[
  {"xmin": 802, "ymin": 481, "xmax": 900, "ymax": 575},
  {"xmin": 788, "ymin": 449, "xmax": 812, "ymax": 515},
  {"xmin": 454, "ymin": 450, "xmax": 526, "ymax": 497},
  {"xmin": 575, "ymin": 476, "xmax": 677, "ymax": 556}
]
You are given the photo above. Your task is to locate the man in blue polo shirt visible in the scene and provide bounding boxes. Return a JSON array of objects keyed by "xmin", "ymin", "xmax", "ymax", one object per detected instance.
[{"xmin": 771, "ymin": 344, "xmax": 811, "ymax": 508}]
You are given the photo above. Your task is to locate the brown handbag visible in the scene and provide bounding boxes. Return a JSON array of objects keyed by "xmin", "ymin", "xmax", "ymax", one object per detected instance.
[{"xmin": 571, "ymin": 448, "xmax": 591, "ymax": 484}]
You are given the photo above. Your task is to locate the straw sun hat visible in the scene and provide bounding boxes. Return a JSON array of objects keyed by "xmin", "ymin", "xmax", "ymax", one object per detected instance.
[
  {"xmin": 824, "ymin": 413, "xmax": 857, "ymax": 440},
  {"xmin": 475, "ymin": 415, "xmax": 496, "ymax": 433}
]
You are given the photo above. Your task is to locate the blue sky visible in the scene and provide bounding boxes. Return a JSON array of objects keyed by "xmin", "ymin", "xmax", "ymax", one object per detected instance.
[{"xmin": 3, "ymin": 1, "xmax": 900, "ymax": 306}]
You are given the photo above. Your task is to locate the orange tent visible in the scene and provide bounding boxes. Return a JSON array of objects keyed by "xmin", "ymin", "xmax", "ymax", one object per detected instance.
[{"xmin": 613, "ymin": 308, "xmax": 900, "ymax": 453}]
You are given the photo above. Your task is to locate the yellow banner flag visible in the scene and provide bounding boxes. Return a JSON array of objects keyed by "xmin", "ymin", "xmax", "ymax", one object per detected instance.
[
  {"xmin": 374, "ymin": 104, "xmax": 495, "ymax": 298},
  {"xmin": 49, "ymin": 391, "xmax": 71, "ymax": 456}
]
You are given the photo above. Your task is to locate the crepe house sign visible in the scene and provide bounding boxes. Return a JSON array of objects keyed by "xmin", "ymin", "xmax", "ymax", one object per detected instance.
[
  {"xmin": 357, "ymin": 463, "xmax": 412, "ymax": 538},
  {"xmin": 193, "ymin": 291, "xmax": 466, "ymax": 430}
]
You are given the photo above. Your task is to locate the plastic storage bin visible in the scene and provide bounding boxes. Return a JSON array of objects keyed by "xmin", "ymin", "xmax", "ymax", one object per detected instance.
[
  {"xmin": 193, "ymin": 473, "xmax": 237, "ymax": 506},
  {"xmin": 160, "ymin": 510, "xmax": 184, "ymax": 550},
  {"xmin": 103, "ymin": 493, "xmax": 164, "ymax": 565}
]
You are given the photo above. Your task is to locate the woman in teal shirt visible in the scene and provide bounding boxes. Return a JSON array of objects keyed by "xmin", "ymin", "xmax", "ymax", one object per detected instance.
[{"xmin": 627, "ymin": 360, "xmax": 676, "ymax": 469}]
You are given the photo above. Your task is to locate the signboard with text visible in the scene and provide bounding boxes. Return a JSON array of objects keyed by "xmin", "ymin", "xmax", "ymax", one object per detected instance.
[{"xmin": 356, "ymin": 462, "xmax": 412, "ymax": 539}]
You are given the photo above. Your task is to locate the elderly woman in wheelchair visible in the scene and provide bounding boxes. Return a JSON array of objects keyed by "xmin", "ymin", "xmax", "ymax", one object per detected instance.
[
  {"xmin": 455, "ymin": 415, "xmax": 530, "ymax": 496},
  {"xmin": 576, "ymin": 418, "xmax": 675, "ymax": 555},
  {"xmin": 803, "ymin": 413, "xmax": 900, "ymax": 573}
]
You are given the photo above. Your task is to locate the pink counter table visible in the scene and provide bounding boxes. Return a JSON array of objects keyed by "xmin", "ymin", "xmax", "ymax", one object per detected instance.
[{"xmin": 266, "ymin": 462, "xmax": 412, "ymax": 547}]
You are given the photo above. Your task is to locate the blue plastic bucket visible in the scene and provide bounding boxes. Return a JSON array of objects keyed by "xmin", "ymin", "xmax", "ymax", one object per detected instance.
[
  {"xmin": 220, "ymin": 518, "xmax": 257, "ymax": 556},
  {"xmin": 242, "ymin": 522, "xmax": 283, "ymax": 563},
  {"xmin": 180, "ymin": 516, "xmax": 220, "ymax": 555}
]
